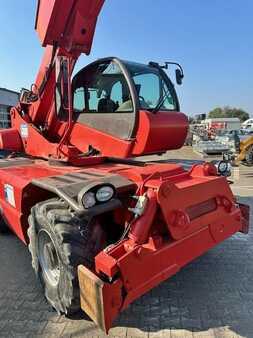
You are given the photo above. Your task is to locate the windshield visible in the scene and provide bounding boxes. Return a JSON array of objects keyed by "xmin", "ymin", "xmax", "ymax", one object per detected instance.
[
  {"xmin": 73, "ymin": 61, "xmax": 133, "ymax": 113},
  {"xmin": 125, "ymin": 61, "xmax": 178, "ymax": 111},
  {"xmin": 72, "ymin": 59, "xmax": 179, "ymax": 116}
]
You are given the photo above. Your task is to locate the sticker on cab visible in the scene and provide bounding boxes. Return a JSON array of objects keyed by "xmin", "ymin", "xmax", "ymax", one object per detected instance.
[
  {"xmin": 4, "ymin": 184, "xmax": 16, "ymax": 207},
  {"xmin": 20, "ymin": 124, "xmax": 29, "ymax": 138}
]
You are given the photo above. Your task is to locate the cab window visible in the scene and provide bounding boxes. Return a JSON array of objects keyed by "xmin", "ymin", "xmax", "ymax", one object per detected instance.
[
  {"xmin": 73, "ymin": 88, "xmax": 85, "ymax": 111},
  {"xmin": 73, "ymin": 61, "xmax": 133, "ymax": 113},
  {"xmin": 126, "ymin": 61, "xmax": 177, "ymax": 111}
]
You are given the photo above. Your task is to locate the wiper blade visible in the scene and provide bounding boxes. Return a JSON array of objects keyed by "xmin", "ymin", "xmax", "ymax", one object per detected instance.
[{"xmin": 151, "ymin": 87, "xmax": 171, "ymax": 114}]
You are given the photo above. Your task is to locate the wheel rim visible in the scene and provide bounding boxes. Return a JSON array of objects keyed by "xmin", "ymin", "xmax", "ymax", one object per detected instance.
[
  {"xmin": 37, "ymin": 229, "xmax": 60, "ymax": 286},
  {"xmin": 247, "ymin": 150, "xmax": 253, "ymax": 164},
  {"xmin": 246, "ymin": 150, "xmax": 253, "ymax": 164}
]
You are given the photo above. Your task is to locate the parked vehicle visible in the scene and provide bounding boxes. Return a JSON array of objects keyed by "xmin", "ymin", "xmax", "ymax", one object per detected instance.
[
  {"xmin": 218, "ymin": 130, "xmax": 253, "ymax": 165},
  {"xmin": 242, "ymin": 118, "xmax": 253, "ymax": 130}
]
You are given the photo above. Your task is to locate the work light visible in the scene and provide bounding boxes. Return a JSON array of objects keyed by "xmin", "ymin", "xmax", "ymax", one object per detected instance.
[
  {"xmin": 216, "ymin": 160, "xmax": 231, "ymax": 176},
  {"xmin": 82, "ymin": 191, "xmax": 96, "ymax": 209},
  {"xmin": 96, "ymin": 185, "xmax": 115, "ymax": 202}
]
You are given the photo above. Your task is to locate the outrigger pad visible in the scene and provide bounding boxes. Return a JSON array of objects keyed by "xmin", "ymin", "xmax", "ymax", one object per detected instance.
[{"xmin": 78, "ymin": 265, "xmax": 123, "ymax": 333}]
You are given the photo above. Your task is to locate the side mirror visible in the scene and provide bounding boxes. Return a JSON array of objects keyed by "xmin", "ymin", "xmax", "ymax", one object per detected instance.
[
  {"xmin": 175, "ymin": 68, "xmax": 184, "ymax": 85},
  {"xmin": 150, "ymin": 61, "xmax": 185, "ymax": 85}
]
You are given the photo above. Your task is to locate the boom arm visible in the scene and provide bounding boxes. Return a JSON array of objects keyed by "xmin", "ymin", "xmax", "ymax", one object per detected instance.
[
  {"xmin": 3, "ymin": 0, "xmax": 188, "ymax": 162},
  {"xmin": 35, "ymin": 0, "xmax": 105, "ymax": 55},
  {"xmin": 21, "ymin": 0, "xmax": 105, "ymax": 141}
]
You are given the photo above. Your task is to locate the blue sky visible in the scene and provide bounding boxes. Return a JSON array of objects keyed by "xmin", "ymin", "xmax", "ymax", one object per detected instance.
[{"xmin": 0, "ymin": 0, "xmax": 252, "ymax": 116}]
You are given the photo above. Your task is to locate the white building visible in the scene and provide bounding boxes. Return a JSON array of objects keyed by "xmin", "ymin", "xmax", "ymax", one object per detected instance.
[
  {"xmin": 201, "ymin": 118, "xmax": 241, "ymax": 132},
  {"xmin": 0, "ymin": 88, "xmax": 19, "ymax": 128}
]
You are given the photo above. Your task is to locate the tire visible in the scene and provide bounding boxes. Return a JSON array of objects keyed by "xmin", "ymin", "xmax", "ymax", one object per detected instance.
[
  {"xmin": 245, "ymin": 145, "xmax": 253, "ymax": 165},
  {"xmin": 28, "ymin": 198, "xmax": 105, "ymax": 315}
]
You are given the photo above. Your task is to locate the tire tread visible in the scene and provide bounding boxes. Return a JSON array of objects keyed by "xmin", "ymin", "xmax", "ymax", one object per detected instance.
[{"xmin": 28, "ymin": 198, "xmax": 95, "ymax": 315}]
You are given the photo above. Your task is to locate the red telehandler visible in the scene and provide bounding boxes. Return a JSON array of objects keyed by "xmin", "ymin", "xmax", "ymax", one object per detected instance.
[{"xmin": 0, "ymin": 0, "xmax": 250, "ymax": 333}]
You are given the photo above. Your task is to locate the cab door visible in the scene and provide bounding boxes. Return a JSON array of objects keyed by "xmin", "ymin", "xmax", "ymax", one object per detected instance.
[{"xmin": 72, "ymin": 58, "xmax": 138, "ymax": 140}]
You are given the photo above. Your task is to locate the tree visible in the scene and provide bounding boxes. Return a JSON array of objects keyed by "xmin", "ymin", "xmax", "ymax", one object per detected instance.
[{"xmin": 208, "ymin": 106, "xmax": 249, "ymax": 122}]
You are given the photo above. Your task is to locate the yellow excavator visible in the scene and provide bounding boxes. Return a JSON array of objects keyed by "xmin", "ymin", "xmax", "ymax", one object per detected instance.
[
  {"xmin": 237, "ymin": 135, "xmax": 253, "ymax": 165},
  {"xmin": 221, "ymin": 131, "xmax": 253, "ymax": 166}
]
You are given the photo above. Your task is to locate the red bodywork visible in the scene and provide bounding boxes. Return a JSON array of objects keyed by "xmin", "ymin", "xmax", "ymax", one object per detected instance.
[
  {"xmin": 0, "ymin": 0, "xmax": 250, "ymax": 333},
  {"xmin": 7, "ymin": 108, "xmax": 188, "ymax": 160},
  {"xmin": 0, "ymin": 157, "xmax": 249, "ymax": 332}
]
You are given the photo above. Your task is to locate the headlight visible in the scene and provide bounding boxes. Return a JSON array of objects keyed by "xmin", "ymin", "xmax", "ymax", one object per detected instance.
[
  {"xmin": 96, "ymin": 185, "xmax": 114, "ymax": 202},
  {"xmin": 82, "ymin": 191, "xmax": 96, "ymax": 209},
  {"xmin": 218, "ymin": 161, "xmax": 228, "ymax": 173},
  {"xmin": 216, "ymin": 160, "xmax": 231, "ymax": 176},
  {"xmin": 79, "ymin": 184, "xmax": 116, "ymax": 209}
]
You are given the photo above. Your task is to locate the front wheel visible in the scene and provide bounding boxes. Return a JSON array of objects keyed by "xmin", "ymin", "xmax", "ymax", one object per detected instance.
[{"xmin": 28, "ymin": 198, "xmax": 105, "ymax": 315}]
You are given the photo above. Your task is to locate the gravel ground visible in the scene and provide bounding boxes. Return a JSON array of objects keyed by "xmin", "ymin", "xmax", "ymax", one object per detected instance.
[{"xmin": 0, "ymin": 147, "xmax": 252, "ymax": 338}]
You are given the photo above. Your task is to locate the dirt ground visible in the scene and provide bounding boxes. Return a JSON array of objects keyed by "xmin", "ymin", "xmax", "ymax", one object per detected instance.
[{"xmin": 0, "ymin": 147, "xmax": 253, "ymax": 338}]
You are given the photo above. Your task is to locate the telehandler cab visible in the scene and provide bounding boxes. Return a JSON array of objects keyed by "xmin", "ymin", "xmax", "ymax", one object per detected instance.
[{"xmin": 0, "ymin": 0, "xmax": 250, "ymax": 332}]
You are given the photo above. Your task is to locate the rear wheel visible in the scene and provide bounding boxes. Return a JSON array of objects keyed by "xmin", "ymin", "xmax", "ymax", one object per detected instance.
[
  {"xmin": 245, "ymin": 145, "xmax": 253, "ymax": 165},
  {"xmin": 28, "ymin": 198, "xmax": 105, "ymax": 315}
]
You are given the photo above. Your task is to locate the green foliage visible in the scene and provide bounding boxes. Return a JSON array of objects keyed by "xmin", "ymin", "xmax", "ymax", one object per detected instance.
[{"xmin": 208, "ymin": 106, "xmax": 249, "ymax": 122}]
